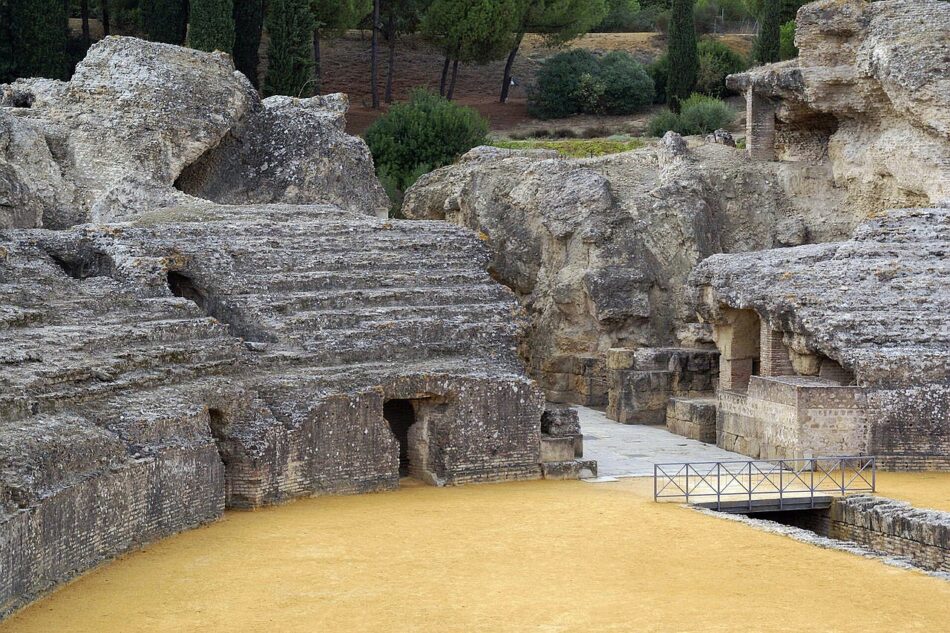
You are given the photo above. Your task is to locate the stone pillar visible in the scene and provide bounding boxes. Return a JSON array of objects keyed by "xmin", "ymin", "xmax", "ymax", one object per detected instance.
[
  {"xmin": 760, "ymin": 321, "xmax": 795, "ymax": 377},
  {"xmin": 746, "ymin": 90, "xmax": 776, "ymax": 161}
]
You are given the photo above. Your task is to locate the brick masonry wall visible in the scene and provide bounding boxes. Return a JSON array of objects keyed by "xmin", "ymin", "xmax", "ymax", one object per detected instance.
[
  {"xmin": 1, "ymin": 447, "xmax": 224, "ymax": 617},
  {"xmin": 718, "ymin": 377, "xmax": 868, "ymax": 459}
]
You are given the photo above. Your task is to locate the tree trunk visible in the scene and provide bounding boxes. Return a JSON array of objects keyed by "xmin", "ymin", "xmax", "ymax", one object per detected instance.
[
  {"xmin": 80, "ymin": 0, "xmax": 90, "ymax": 44},
  {"xmin": 500, "ymin": 32, "xmax": 524, "ymax": 104},
  {"xmin": 384, "ymin": 12, "xmax": 395, "ymax": 103},
  {"xmin": 101, "ymin": 0, "xmax": 110, "ymax": 36},
  {"xmin": 313, "ymin": 27, "xmax": 321, "ymax": 94},
  {"xmin": 439, "ymin": 55, "xmax": 450, "ymax": 97},
  {"xmin": 447, "ymin": 58, "xmax": 460, "ymax": 100},
  {"xmin": 370, "ymin": 0, "xmax": 380, "ymax": 109}
]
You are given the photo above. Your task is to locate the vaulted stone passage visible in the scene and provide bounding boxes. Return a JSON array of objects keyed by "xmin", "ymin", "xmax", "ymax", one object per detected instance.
[{"xmin": 384, "ymin": 399, "xmax": 417, "ymax": 478}]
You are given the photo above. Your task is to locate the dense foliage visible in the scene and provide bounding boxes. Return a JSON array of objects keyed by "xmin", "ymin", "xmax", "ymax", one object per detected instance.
[
  {"xmin": 233, "ymin": 0, "xmax": 264, "ymax": 86},
  {"xmin": 9, "ymin": 0, "xmax": 68, "ymax": 79},
  {"xmin": 695, "ymin": 39, "xmax": 748, "ymax": 98},
  {"xmin": 779, "ymin": 19, "xmax": 797, "ymax": 60},
  {"xmin": 263, "ymin": 0, "xmax": 316, "ymax": 96},
  {"xmin": 666, "ymin": 0, "xmax": 697, "ymax": 111},
  {"xmin": 647, "ymin": 93, "xmax": 735, "ymax": 136},
  {"xmin": 143, "ymin": 0, "xmax": 188, "ymax": 44},
  {"xmin": 189, "ymin": 0, "xmax": 236, "ymax": 53},
  {"xmin": 648, "ymin": 53, "xmax": 669, "ymax": 104},
  {"xmin": 528, "ymin": 49, "xmax": 654, "ymax": 119},
  {"xmin": 753, "ymin": 0, "xmax": 781, "ymax": 63},
  {"xmin": 364, "ymin": 90, "xmax": 488, "ymax": 209}
]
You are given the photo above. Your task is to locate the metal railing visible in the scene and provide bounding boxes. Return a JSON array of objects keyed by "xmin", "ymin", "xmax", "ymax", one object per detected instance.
[{"xmin": 654, "ymin": 456, "xmax": 876, "ymax": 511}]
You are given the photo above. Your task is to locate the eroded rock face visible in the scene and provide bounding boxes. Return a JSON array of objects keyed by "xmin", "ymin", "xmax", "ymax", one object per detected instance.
[
  {"xmin": 402, "ymin": 143, "xmax": 854, "ymax": 404},
  {"xmin": 728, "ymin": 0, "xmax": 950, "ymax": 213},
  {"xmin": 175, "ymin": 94, "xmax": 389, "ymax": 216},
  {"xmin": 0, "ymin": 37, "xmax": 388, "ymax": 227}
]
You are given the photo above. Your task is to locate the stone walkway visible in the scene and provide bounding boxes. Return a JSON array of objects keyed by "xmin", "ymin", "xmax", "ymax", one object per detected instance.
[{"xmin": 575, "ymin": 405, "xmax": 747, "ymax": 479}]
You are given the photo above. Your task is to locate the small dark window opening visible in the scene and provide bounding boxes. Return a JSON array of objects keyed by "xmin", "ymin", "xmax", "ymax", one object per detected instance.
[
  {"xmin": 49, "ymin": 251, "xmax": 114, "ymax": 280},
  {"xmin": 383, "ymin": 399, "xmax": 416, "ymax": 477}
]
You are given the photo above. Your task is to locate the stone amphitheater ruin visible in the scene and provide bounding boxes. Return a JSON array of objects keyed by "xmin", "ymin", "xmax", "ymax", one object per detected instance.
[{"xmin": 1, "ymin": 0, "xmax": 948, "ymax": 623}]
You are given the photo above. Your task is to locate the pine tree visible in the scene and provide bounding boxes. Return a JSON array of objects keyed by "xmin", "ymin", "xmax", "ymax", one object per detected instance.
[
  {"xmin": 143, "ymin": 0, "xmax": 189, "ymax": 45},
  {"xmin": 264, "ymin": 0, "xmax": 316, "ymax": 97},
  {"xmin": 9, "ymin": 0, "xmax": 68, "ymax": 79},
  {"xmin": 754, "ymin": 0, "xmax": 781, "ymax": 64},
  {"xmin": 310, "ymin": 0, "xmax": 372, "ymax": 94},
  {"xmin": 667, "ymin": 0, "xmax": 697, "ymax": 112},
  {"xmin": 233, "ymin": 0, "xmax": 263, "ymax": 85},
  {"xmin": 190, "ymin": 0, "xmax": 236, "ymax": 53}
]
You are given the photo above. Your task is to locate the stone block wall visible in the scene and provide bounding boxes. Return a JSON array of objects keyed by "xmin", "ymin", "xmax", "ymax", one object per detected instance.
[
  {"xmin": 718, "ymin": 376, "xmax": 868, "ymax": 459},
  {"xmin": 540, "ymin": 354, "xmax": 608, "ymax": 406},
  {"xmin": 868, "ymin": 383, "xmax": 950, "ymax": 471},
  {"xmin": 666, "ymin": 397, "xmax": 718, "ymax": 443},
  {"xmin": 745, "ymin": 91, "xmax": 777, "ymax": 161},
  {"xmin": 607, "ymin": 347, "xmax": 719, "ymax": 424},
  {"xmin": 772, "ymin": 496, "xmax": 950, "ymax": 574}
]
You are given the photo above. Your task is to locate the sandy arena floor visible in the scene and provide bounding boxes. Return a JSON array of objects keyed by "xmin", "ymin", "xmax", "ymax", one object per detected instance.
[{"xmin": 4, "ymin": 474, "xmax": 949, "ymax": 633}]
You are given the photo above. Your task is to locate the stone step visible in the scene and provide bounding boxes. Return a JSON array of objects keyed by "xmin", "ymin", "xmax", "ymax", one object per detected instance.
[
  {"xmin": 236, "ymin": 270, "xmax": 488, "ymax": 293},
  {"xmin": 270, "ymin": 302, "xmax": 512, "ymax": 331},
  {"xmin": 250, "ymin": 285, "xmax": 508, "ymax": 313}
]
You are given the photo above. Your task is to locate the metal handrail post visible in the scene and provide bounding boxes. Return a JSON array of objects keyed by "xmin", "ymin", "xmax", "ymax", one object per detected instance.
[
  {"xmin": 685, "ymin": 466, "xmax": 690, "ymax": 504},
  {"xmin": 654, "ymin": 463, "xmax": 658, "ymax": 500},
  {"xmin": 810, "ymin": 458, "xmax": 815, "ymax": 509},
  {"xmin": 779, "ymin": 460, "xmax": 784, "ymax": 510},
  {"xmin": 840, "ymin": 458, "xmax": 846, "ymax": 495},
  {"xmin": 716, "ymin": 462, "xmax": 721, "ymax": 511},
  {"xmin": 747, "ymin": 462, "xmax": 752, "ymax": 511},
  {"xmin": 872, "ymin": 457, "xmax": 876, "ymax": 492}
]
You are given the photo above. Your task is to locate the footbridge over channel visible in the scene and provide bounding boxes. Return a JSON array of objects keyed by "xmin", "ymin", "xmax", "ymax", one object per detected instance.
[{"xmin": 654, "ymin": 457, "xmax": 877, "ymax": 513}]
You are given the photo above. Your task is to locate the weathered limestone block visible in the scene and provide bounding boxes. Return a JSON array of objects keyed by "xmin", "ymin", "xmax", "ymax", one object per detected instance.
[
  {"xmin": 0, "ymin": 37, "xmax": 387, "ymax": 225},
  {"xmin": 174, "ymin": 94, "xmax": 389, "ymax": 217},
  {"xmin": 666, "ymin": 397, "xmax": 717, "ymax": 443},
  {"xmin": 606, "ymin": 347, "xmax": 720, "ymax": 425}
]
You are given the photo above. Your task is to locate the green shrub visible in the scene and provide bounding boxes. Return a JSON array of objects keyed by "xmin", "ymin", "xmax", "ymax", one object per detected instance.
[
  {"xmin": 528, "ymin": 49, "xmax": 601, "ymax": 119},
  {"xmin": 648, "ymin": 53, "xmax": 669, "ymax": 104},
  {"xmin": 599, "ymin": 51, "xmax": 655, "ymax": 114},
  {"xmin": 695, "ymin": 39, "xmax": 748, "ymax": 98},
  {"xmin": 365, "ymin": 90, "xmax": 488, "ymax": 212},
  {"xmin": 647, "ymin": 109, "xmax": 683, "ymax": 137},
  {"xmin": 647, "ymin": 94, "xmax": 735, "ymax": 136},
  {"xmin": 679, "ymin": 93, "xmax": 736, "ymax": 134},
  {"xmin": 779, "ymin": 20, "xmax": 798, "ymax": 60},
  {"xmin": 529, "ymin": 50, "xmax": 654, "ymax": 119}
]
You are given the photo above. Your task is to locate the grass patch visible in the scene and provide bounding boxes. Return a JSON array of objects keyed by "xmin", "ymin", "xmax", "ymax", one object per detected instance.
[{"xmin": 492, "ymin": 137, "xmax": 644, "ymax": 158}]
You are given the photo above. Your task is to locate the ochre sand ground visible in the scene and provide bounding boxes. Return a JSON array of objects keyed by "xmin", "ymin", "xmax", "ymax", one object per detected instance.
[{"xmin": 4, "ymin": 474, "xmax": 949, "ymax": 633}]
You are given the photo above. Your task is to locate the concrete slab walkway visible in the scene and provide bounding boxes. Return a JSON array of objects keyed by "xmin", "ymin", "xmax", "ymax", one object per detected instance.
[{"xmin": 575, "ymin": 405, "xmax": 747, "ymax": 478}]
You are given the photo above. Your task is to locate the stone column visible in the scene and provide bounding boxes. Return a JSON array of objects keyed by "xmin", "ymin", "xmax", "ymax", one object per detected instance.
[
  {"xmin": 746, "ymin": 90, "xmax": 777, "ymax": 161},
  {"xmin": 759, "ymin": 321, "xmax": 795, "ymax": 377}
]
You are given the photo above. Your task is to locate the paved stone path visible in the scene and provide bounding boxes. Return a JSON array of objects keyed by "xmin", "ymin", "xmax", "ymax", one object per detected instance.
[{"xmin": 575, "ymin": 405, "xmax": 747, "ymax": 479}]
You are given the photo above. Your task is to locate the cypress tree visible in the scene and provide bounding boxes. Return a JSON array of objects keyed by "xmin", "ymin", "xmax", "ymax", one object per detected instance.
[
  {"xmin": 263, "ymin": 0, "xmax": 316, "ymax": 97},
  {"xmin": 143, "ymin": 0, "xmax": 189, "ymax": 45},
  {"xmin": 233, "ymin": 0, "xmax": 263, "ymax": 87},
  {"xmin": 190, "ymin": 0, "xmax": 236, "ymax": 53},
  {"xmin": 9, "ymin": 0, "xmax": 68, "ymax": 79},
  {"xmin": 667, "ymin": 0, "xmax": 696, "ymax": 112},
  {"xmin": 0, "ymin": 0, "xmax": 15, "ymax": 83},
  {"xmin": 754, "ymin": 0, "xmax": 781, "ymax": 64}
]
